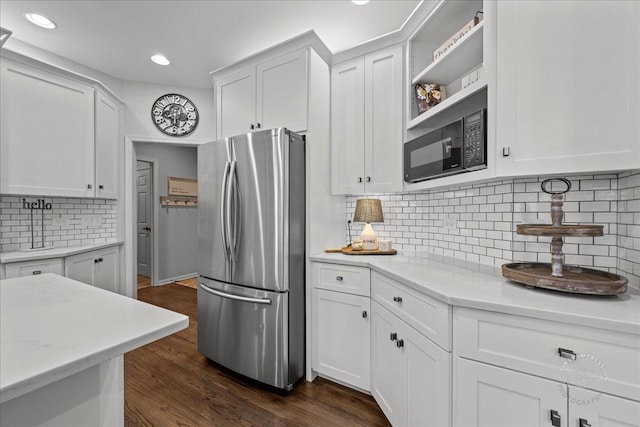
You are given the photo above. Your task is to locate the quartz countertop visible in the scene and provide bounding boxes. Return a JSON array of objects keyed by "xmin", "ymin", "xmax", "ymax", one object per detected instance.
[
  {"xmin": 0, "ymin": 241, "xmax": 124, "ymax": 264},
  {"xmin": 310, "ymin": 252, "xmax": 640, "ymax": 335},
  {"xmin": 0, "ymin": 273, "xmax": 188, "ymax": 403}
]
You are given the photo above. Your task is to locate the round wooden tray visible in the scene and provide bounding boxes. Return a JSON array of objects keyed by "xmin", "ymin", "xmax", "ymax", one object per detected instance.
[
  {"xmin": 517, "ymin": 224, "xmax": 603, "ymax": 237},
  {"xmin": 502, "ymin": 263, "xmax": 628, "ymax": 295}
]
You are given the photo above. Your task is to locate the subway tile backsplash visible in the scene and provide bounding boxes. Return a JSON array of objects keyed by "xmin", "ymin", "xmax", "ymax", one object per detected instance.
[
  {"xmin": 0, "ymin": 195, "xmax": 118, "ymax": 252},
  {"xmin": 346, "ymin": 170, "xmax": 640, "ymax": 290}
]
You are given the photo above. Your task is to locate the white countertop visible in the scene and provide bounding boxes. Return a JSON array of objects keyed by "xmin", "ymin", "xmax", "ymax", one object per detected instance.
[
  {"xmin": 0, "ymin": 241, "xmax": 124, "ymax": 264},
  {"xmin": 310, "ymin": 252, "xmax": 640, "ymax": 335},
  {"xmin": 0, "ymin": 273, "xmax": 188, "ymax": 404}
]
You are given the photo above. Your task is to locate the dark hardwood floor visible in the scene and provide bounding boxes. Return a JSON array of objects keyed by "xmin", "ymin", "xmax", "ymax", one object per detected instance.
[{"xmin": 125, "ymin": 284, "xmax": 390, "ymax": 427}]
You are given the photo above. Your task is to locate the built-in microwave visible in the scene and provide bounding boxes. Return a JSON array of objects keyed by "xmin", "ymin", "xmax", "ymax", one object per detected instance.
[{"xmin": 404, "ymin": 109, "xmax": 486, "ymax": 183}]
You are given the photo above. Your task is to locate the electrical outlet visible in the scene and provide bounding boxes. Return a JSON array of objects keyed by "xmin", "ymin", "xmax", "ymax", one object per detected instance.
[{"xmin": 443, "ymin": 218, "xmax": 457, "ymax": 230}]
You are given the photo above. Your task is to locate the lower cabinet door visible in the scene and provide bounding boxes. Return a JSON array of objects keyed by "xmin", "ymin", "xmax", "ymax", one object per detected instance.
[
  {"xmin": 456, "ymin": 358, "xmax": 567, "ymax": 427},
  {"xmin": 569, "ymin": 385, "xmax": 640, "ymax": 427},
  {"xmin": 312, "ymin": 288, "xmax": 370, "ymax": 390},
  {"xmin": 65, "ymin": 251, "xmax": 96, "ymax": 285},
  {"xmin": 93, "ymin": 247, "xmax": 119, "ymax": 293},
  {"xmin": 371, "ymin": 301, "xmax": 407, "ymax": 426}
]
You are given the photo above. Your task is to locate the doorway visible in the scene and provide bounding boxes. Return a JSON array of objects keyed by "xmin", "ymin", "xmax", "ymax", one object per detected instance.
[{"xmin": 136, "ymin": 160, "xmax": 153, "ymax": 290}]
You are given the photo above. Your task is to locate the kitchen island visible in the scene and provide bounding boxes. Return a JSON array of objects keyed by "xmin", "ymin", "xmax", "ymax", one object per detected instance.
[{"xmin": 0, "ymin": 273, "xmax": 188, "ymax": 426}]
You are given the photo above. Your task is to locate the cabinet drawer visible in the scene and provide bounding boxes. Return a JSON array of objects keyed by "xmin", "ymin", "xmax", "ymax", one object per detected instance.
[
  {"xmin": 456, "ymin": 308, "xmax": 640, "ymax": 401},
  {"xmin": 312, "ymin": 262, "xmax": 370, "ymax": 297},
  {"xmin": 4, "ymin": 258, "xmax": 64, "ymax": 279},
  {"xmin": 371, "ymin": 270, "xmax": 451, "ymax": 351}
]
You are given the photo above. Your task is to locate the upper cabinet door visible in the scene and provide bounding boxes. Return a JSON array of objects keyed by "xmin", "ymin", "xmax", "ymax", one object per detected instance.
[
  {"xmin": 331, "ymin": 57, "xmax": 366, "ymax": 194},
  {"xmin": 95, "ymin": 91, "xmax": 119, "ymax": 199},
  {"xmin": 215, "ymin": 66, "xmax": 256, "ymax": 139},
  {"xmin": 496, "ymin": 0, "xmax": 640, "ymax": 176},
  {"xmin": 364, "ymin": 44, "xmax": 403, "ymax": 193},
  {"xmin": 256, "ymin": 48, "xmax": 308, "ymax": 133},
  {"xmin": 0, "ymin": 60, "xmax": 95, "ymax": 197}
]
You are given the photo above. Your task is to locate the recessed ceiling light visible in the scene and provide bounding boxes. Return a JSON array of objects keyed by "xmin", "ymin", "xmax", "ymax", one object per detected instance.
[
  {"xmin": 24, "ymin": 12, "xmax": 56, "ymax": 29},
  {"xmin": 151, "ymin": 54, "xmax": 170, "ymax": 66},
  {"xmin": 352, "ymin": 0, "xmax": 370, "ymax": 5}
]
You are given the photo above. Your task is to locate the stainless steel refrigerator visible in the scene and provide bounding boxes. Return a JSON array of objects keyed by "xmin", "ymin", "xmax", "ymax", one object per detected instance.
[{"xmin": 197, "ymin": 128, "xmax": 305, "ymax": 391}]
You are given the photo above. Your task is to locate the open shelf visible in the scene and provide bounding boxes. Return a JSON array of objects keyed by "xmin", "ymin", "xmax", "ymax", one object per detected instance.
[
  {"xmin": 407, "ymin": 77, "xmax": 487, "ymax": 130},
  {"xmin": 412, "ymin": 21, "xmax": 484, "ymax": 86}
]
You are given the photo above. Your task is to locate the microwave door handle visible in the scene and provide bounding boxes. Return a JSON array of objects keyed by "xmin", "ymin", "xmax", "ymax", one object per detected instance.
[{"xmin": 199, "ymin": 283, "xmax": 272, "ymax": 305}]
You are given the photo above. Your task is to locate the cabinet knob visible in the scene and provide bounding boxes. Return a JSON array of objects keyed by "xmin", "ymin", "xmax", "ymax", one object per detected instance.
[
  {"xmin": 335, "ymin": 276, "xmax": 343, "ymax": 281},
  {"xmin": 502, "ymin": 146, "xmax": 511, "ymax": 157},
  {"xmin": 94, "ymin": 258, "xmax": 99, "ymax": 263},
  {"xmin": 357, "ymin": 177, "xmax": 363, "ymax": 183},
  {"xmin": 365, "ymin": 176, "xmax": 371, "ymax": 182},
  {"xmin": 390, "ymin": 332, "xmax": 397, "ymax": 341},
  {"xmin": 256, "ymin": 122, "xmax": 261, "ymax": 129},
  {"xmin": 579, "ymin": 418, "xmax": 591, "ymax": 427},
  {"xmin": 98, "ymin": 184, "xmax": 104, "ymax": 190},
  {"xmin": 558, "ymin": 348, "xmax": 576, "ymax": 360},
  {"xmin": 250, "ymin": 124, "xmax": 254, "ymax": 130},
  {"xmin": 393, "ymin": 296, "xmax": 403, "ymax": 303},
  {"xmin": 87, "ymin": 184, "xmax": 93, "ymax": 189},
  {"xmin": 362, "ymin": 310, "xmax": 367, "ymax": 318},
  {"xmin": 396, "ymin": 339, "xmax": 404, "ymax": 348},
  {"xmin": 550, "ymin": 410, "xmax": 561, "ymax": 427},
  {"xmin": 32, "ymin": 270, "xmax": 42, "ymax": 275}
]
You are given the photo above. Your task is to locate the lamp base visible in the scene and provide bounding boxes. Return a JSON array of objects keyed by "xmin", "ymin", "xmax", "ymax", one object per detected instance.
[{"xmin": 360, "ymin": 223, "xmax": 378, "ymax": 250}]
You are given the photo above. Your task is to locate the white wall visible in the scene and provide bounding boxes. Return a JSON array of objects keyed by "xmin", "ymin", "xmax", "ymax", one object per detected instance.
[{"xmin": 122, "ymin": 81, "xmax": 215, "ymax": 142}]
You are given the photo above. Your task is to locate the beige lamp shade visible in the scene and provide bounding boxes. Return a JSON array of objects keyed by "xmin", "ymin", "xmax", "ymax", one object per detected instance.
[{"xmin": 353, "ymin": 198, "xmax": 384, "ymax": 223}]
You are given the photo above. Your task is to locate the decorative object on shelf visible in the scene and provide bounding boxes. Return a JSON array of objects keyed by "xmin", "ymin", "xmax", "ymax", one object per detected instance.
[
  {"xmin": 415, "ymin": 83, "xmax": 446, "ymax": 114},
  {"xmin": 21, "ymin": 197, "xmax": 52, "ymax": 250},
  {"xmin": 502, "ymin": 178, "xmax": 627, "ymax": 295},
  {"xmin": 323, "ymin": 246, "xmax": 397, "ymax": 255},
  {"xmin": 160, "ymin": 196, "xmax": 197, "ymax": 207},
  {"xmin": 151, "ymin": 93, "xmax": 199, "ymax": 137},
  {"xmin": 433, "ymin": 12, "xmax": 482, "ymax": 61},
  {"xmin": 161, "ymin": 177, "xmax": 197, "ymax": 207},
  {"xmin": 353, "ymin": 198, "xmax": 384, "ymax": 250}
]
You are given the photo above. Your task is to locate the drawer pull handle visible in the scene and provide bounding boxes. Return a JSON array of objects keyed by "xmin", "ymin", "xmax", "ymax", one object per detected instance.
[
  {"xmin": 393, "ymin": 296, "xmax": 402, "ymax": 303},
  {"xmin": 550, "ymin": 410, "xmax": 561, "ymax": 427},
  {"xmin": 558, "ymin": 348, "xmax": 576, "ymax": 360},
  {"xmin": 396, "ymin": 339, "xmax": 404, "ymax": 348},
  {"xmin": 579, "ymin": 419, "xmax": 591, "ymax": 427},
  {"xmin": 362, "ymin": 310, "xmax": 367, "ymax": 318},
  {"xmin": 32, "ymin": 270, "xmax": 42, "ymax": 275},
  {"xmin": 390, "ymin": 332, "xmax": 397, "ymax": 341},
  {"xmin": 335, "ymin": 276, "xmax": 343, "ymax": 281}
]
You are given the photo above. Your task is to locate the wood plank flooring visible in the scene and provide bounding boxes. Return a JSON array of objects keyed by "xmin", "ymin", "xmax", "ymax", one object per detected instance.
[{"xmin": 125, "ymin": 284, "xmax": 390, "ymax": 427}]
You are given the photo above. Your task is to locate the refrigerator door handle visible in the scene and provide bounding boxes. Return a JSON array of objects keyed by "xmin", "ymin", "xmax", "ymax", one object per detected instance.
[
  {"xmin": 220, "ymin": 161, "xmax": 231, "ymax": 260},
  {"xmin": 227, "ymin": 160, "xmax": 238, "ymax": 263},
  {"xmin": 199, "ymin": 283, "xmax": 272, "ymax": 305}
]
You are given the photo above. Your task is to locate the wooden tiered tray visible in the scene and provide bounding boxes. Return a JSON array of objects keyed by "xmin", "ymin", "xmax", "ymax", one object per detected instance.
[{"xmin": 503, "ymin": 178, "xmax": 627, "ymax": 295}]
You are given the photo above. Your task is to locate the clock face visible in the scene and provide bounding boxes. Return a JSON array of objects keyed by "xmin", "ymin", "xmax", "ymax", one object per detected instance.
[{"xmin": 151, "ymin": 94, "xmax": 199, "ymax": 137}]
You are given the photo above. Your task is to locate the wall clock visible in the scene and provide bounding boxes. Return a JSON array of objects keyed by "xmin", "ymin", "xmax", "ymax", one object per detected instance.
[{"xmin": 151, "ymin": 93, "xmax": 199, "ymax": 137}]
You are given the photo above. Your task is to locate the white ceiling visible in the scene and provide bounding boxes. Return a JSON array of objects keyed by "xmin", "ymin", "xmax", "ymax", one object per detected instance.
[{"xmin": 0, "ymin": 0, "xmax": 421, "ymax": 89}]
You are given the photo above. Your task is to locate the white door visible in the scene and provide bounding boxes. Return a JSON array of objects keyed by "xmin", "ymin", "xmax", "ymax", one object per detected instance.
[
  {"xmin": 496, "ymin": 0, "xmax": 640, "ymax": 176},
  {"xmin": 331, "ymin": 57, "xmax": 366, "ymax": 194},
  {"xmin": 371, "ymin": 301, "xmax": 407, "ymax": 426},
  {"xmin": 136, "ymin": 161, "xmax": 152, "ymax": 278},
  {"xmin": 256, "ymin": 48, "xmax": 308, "ymax": 133},
  {"xmin": 456, "ymin": 357, "xmax": 568, "ymax": 427},
  {"xmin": 95, "ymin": 91, "xmax": 119, "ymax": 199},
  {"xmin": 215, "ymin": 65, "xmax": 256, "ymax": 139},
  {"xmin": 364, "ymin": 44, "xmax": 403, "ymax": 193},
  {"xmin": 94, "ymin": 247, "xmax": 119, "ymax": 293},
  {"xmin": 0, "ymin": 59, "xmax": 95, "ymax": 197},
  {"xmin": 569, "ymin": 386, "xmax": 640, "ymax": 427},
  {"xmin": 312, "ymin": 289, "xmax": 370, "ymax": 390}
]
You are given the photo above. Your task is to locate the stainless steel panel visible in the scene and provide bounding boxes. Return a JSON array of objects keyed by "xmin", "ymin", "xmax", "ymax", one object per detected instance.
[
  {"xmin": 197, "ymin": 277, "xmax": 290, "ymax": 389},
  {"xmin": 197, "ymin": 138, "xmax": 232, "ymax": 282}
]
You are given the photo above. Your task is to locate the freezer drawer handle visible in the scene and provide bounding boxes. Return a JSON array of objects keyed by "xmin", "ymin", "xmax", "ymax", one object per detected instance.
[{"xmin": 199, "ymin": 283, "xmax": 272, "ymax": 305}]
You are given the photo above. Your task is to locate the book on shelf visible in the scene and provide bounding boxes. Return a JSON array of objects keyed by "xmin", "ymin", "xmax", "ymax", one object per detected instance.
[{"xmin": 433, "ymin": 15, "xmax": 480, "ymax": 61}]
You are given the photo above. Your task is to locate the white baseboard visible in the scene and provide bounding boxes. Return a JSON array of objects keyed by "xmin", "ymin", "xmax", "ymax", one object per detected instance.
[{"xmin": 156, "ymin": 272, "xmax": 199, "ymax": 287}]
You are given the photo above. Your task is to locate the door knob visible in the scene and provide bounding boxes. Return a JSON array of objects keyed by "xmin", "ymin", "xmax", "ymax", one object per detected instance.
[{"xmin": 144, "ymin": 227, "xmax": 151, "ymax": 231}]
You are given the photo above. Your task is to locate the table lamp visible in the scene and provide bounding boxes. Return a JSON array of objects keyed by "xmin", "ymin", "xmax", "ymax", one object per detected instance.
[{"xmin": 353, "ymin": 198, "xmax": 384, "ymax": 250}]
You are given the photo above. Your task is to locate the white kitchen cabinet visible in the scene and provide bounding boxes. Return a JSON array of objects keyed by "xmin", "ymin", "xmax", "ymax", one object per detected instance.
[
  {"xmin": 331, "ymin": 44, "xmax": 403, "ymax": 194},
  {"xmin": 371, "ymin": 300, "xmax": 451, "ymax": 427},
  {"xmin": 214, "ymin": 48, "xmax": 308, "ymax": 139},
  {"xmin": 65, "ymin": 246, "xmax": 119, "ymax": 293},
  {"xmin": 456, "ymin": 357, "xmax": 568, "ymax": 427},
  {"xmin": 312, "ymin": 289, "xmax": 370, "ymax": 391},
  {"xmin": 3, "ymin": 258, "xmax": 64, "ymax": 279},
  {"xmin": 0, "ymin": 58, "xmax": 95, "ymax": 198},
  {"xmin": 569, "ymin": 386, "xmax": 640, "ymax": 427},
  {"xmin": 311, "ymin": 262, "xmax": 371, "ymax": 390},
  {"xmin": 495, "ymin": 0, "xmax": 640, "ymax": 176},
  {"xmin": 95, "ymin": 91, "xmax": 120, "ymax": 199}
]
